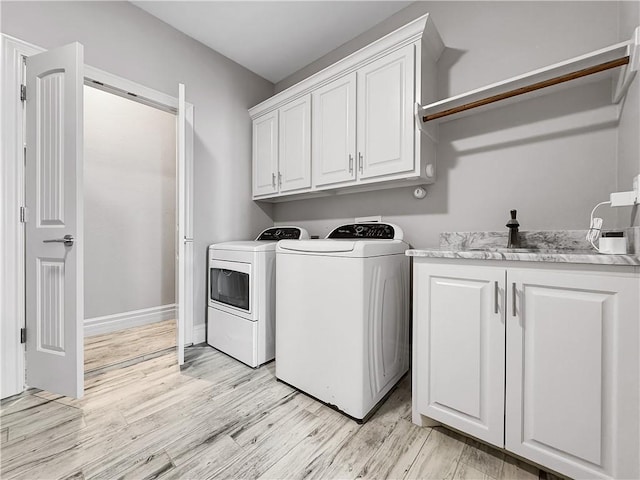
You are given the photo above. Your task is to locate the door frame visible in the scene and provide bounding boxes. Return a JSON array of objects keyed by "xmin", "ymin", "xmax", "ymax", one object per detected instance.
[{"xmin": 0, "ymin": 34, "xmax": 195, "ymax": 399}]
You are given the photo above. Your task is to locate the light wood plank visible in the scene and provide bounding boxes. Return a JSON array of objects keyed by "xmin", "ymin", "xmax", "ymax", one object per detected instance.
[
  {"xmin": 459, "ymin": 437, "xmax": 505, "ymax": 478},
  {"xmin": 257, "ymin": 409, "xmax": 355, "ymax": 479},
  {"xmin": 453, "ymin": 461, "xmax": 493, "ymax": 480},
  {"xmin": 157, "ymin": 435, "xmax": 241, "ymax": 480},
  {"xmin": 207, "ymin": 408, "xmax": 324, "ymax": 479},
  {"xmin": 405, "ymin": 427, "xmax": 468, "ymax": 480},
  {"xmin": 302, "ymin": 382, "xmax": 412, "ymax": 480},
  {"xmin": 84, "ymin": 319, "xmax": 176, "ymax": 372},
  {"xmin": 499, "ymin": 456, "xmax": 540, "ymax": 480},
  {"xmin": 357, "ymin": 418, "xmax": 431, "ymax": 480},
  {"xmin": 1, "ymin": 338, "xmax": 546, "ymax": 480},
  {"xmin": 108, "ymin": 450, "xmax": 174, "ymax": 480}
]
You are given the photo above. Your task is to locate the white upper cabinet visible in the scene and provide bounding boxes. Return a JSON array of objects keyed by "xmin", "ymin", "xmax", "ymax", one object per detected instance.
[
  {"xmin": 249, "ymin": 14, "xmax": 444, "ymax": 201},
  {"xmin": 279, "ymin": 95, "xmax": 311, "ymax": 193},
  {"xmin": 252, "ymin": 110, "xmax": 278, "ymax": 197},
  {"xmin": 312, "ymin": 73, "xmax": 357, "ymax": 188},
  {"xmin": 357, "ymin": 44, "xmax": 415, "ymax": 180},
  {"xmin": 253, "ymin": 96, "xmax": 312, "ymax": 198}
]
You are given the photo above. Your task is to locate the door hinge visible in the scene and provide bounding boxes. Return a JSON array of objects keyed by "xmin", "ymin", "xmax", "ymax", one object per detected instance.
[
  {"xmin": 20, "ymin": 328, "xmax": 26, "ymax": 344},
  {"xmin": 20, "ymin": 206, "xmax": 28, "ymax": 223},
  {"xmin": 20, "ymin": 84, "xmax": 26, "ymax": 102}
]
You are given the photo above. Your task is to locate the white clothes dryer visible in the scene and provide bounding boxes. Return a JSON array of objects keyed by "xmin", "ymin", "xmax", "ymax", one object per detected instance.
[
  {"xmin": 207, "ymin": 226, "xmax": 309, "ymax": 367},
  {"xmin": 275, "ymin": 223, "xmax": 410, "ymax": 421}
]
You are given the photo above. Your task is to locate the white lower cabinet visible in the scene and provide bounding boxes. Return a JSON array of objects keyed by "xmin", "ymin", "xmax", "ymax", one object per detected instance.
[
  {"xmin": 413, "ymin": 260, "xmax": 640, "ymax": 480},
  {"xmin": 414, "ymin": 262, "xmax": 506, "ymax": 447}
]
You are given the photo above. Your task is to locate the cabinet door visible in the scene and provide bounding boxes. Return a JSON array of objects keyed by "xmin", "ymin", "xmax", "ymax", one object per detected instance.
[
  {"xmin": 252, "ymin": 111, "xmax": 278, "ymax": 197},
  {"xmin": 506, "ymin": 268, "xmax": 639, "ymax": 480},
  {"xmin": 414, "ymin": 262, "xmax": 506, "ymax": 447},
  {"xmin": 357, "ymin": 44, "xmax": 415, "ymax": 180},
  {"xmin": 279, "ymin": 95, "xmax": 311, "ymax": 193},
  {"xmin": 312, "ymin": 73, "xmax": 356, "ymax": 187}
]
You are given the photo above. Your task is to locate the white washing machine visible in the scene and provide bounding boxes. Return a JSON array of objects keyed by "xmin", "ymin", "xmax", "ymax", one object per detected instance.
[
  {"xmin": 275, "ymin": 223, "xmax": 410, "ymax": 421},
  {"xmin": 207, "ymin": 226, "xmax": 309, "ymax": 368}
]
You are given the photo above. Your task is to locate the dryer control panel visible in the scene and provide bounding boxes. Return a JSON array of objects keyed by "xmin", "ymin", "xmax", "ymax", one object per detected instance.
[
  {"xmin": 327, "ymin": 223, "xmax": 399, "ymax": 240},
  {"xmin": 256, "ymin": 227, "xmax": 309, "ymax": 241}
]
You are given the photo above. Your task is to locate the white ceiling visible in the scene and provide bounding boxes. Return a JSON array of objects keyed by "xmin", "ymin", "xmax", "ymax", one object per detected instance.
[{"xmin": 132, "ymin": 1, "xmax": 413, "ymax": 83}]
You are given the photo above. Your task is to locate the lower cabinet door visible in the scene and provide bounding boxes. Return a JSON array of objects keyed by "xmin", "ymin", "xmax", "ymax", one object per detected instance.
[
  {"xmin": 505, "ymin": 268, "xmax": 640, "ymax": 480},
  {"xmin": 414, "ymin": 262, "xmax": 506, "ymax": 447}
]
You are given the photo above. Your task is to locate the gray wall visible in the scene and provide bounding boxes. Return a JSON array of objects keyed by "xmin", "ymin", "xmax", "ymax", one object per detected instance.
[
  {"xmin": 1, "ymin": 1, "xmax": 275, "ymax": 330},
  {"xmin": 273, "ymin": 1, "xmax": 625, "ymax": 248},
  {"xmin": 84, "ymin": 86, "xmax": 176, "ymax": 319},
  {"xmin": 617, "ymin": 1, "xmax": 640, "ymax": 228}
]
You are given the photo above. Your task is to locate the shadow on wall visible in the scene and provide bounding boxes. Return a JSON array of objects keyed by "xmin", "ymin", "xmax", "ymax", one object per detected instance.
[
  {"xmin": 272, "ymin": 76, "xmax": 618, "ymax": 239},
  {"xmin": 441, "ymin": 77, "xmax": 619, "ymax": 163},
  {"xmin": 437, "ymin": 47, "xmax": 467, "ymax": 99}
]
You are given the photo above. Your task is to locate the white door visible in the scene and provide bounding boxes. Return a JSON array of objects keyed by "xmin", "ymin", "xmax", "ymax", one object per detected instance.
[
  {"xmin": 25, "ymin": 43, "xmax": 84, "ymax": 398},
  {"xmin": 357, "ymin": 44, "xmax": 415, "ymax": 180},
  {"xmin": 176, "ymin": 83, "xmax": 187, "ymax": 365},
  {"xmin": 505, "ymin": 268, "xmax": 640, "ymax": 480},
  {"xmin": 312, "ymin": 73, "xmax": 357, "ymax": 187},
  {"xmin": 414, "ymin": 262, "xmax": 505, "ymax": 447},
  {"xmin": 252, "ymin": 111, "xmax": 279, "ymax": 197},
  {"xmin": 278, "ymin": 95, "xmax": 311, "ymax": 193}
]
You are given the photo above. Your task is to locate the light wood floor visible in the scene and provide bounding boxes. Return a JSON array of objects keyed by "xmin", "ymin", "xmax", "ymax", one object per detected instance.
[
  {"xmin": 1, "ymin": 346, "xmax": 555, "ymax": 480},
  {"xmin": 84, "ymin": 319, "xmax": 176, "ymax": 372}
]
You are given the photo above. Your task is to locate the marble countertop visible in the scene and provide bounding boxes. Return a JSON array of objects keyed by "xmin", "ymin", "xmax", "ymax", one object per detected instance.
[
  {"xmin": 406, "ymin": 228, "xmax": 640, "ymax": 266},
  {"xmin": 406, "ymin": 247, "xmax": 640, "ymax": 266}
]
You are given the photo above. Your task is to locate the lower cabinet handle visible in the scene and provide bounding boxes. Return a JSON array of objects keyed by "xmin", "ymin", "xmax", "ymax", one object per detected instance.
[
  {"xmin": 512, "ymin": 282, "xmax": 517, "ymax": 317},
  {"xmin": 494, "ymin": 281, "xmax": 499, "ymax": 314}
]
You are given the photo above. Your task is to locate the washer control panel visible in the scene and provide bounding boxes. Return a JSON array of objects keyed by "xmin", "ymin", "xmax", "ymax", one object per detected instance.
[
  {"xmin": 256, "ymin": 227, "xmax": 308, "ymax": 241},
  {"xmin": 327, "ymin": 223, "xmax": 397, "ymax": 240}
]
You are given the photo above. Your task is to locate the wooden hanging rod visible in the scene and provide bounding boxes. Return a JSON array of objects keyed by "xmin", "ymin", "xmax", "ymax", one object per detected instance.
[{"xmin": 422, "ymin": 56, "xmax": 630, "ymax": 123}]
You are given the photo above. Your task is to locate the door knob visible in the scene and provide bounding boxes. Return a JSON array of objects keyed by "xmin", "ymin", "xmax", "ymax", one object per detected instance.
[{"xmin": 43, "ymin": 234, "xmax": 74, "ymax": 247}]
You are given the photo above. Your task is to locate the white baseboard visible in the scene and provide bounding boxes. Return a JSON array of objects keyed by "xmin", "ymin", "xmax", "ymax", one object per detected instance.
[
  {"xmin": 192, "ymin": 323, "xmax": 206, "ymax": 345},
  {"xmin": 85, "ymin": 304, "xmax": 176, "ymax": 337}
]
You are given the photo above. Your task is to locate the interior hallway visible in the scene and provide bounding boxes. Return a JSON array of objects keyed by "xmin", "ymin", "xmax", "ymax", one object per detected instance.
[{"xmin": 84, "ymin": 319, "xmax": 176, "ymax": 372}]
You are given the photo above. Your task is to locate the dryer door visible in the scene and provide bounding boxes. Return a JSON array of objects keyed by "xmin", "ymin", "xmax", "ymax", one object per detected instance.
[{"xmin": 209, "ymin": 259, "xmax": 253, "ymax": 319}]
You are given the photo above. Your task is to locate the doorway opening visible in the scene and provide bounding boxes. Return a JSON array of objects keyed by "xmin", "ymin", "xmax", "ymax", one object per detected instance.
[
  {"xmin": 83, "ymin": 85, "xmax": 177, "ymax": 372},
  {"xmin": 1, "ymin": 36, "xmax": 193, "ymax": 400}
]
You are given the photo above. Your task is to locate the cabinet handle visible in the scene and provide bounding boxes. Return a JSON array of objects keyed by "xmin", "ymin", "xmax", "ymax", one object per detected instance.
[
  {"xmin": 349, "ymin": 154, "xmax": 354, "ymax": 173},
  {"xmin": 512, "ymin": 282, "xmax": 517, "ymax": 317},
  {"xmin": 272, "ymin": 173, "xmax": 276, "ymax": 187},
  {"xmin": 358, "ymin": 152, "xmax": 363, "ymax": 173},
  {"xmin": 494, "ymin": 281, "xmax": 499, "ymax": 314},
  {"xmin": 278, "ymin": 172, "xmax": 282, "ymax": 187}
]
